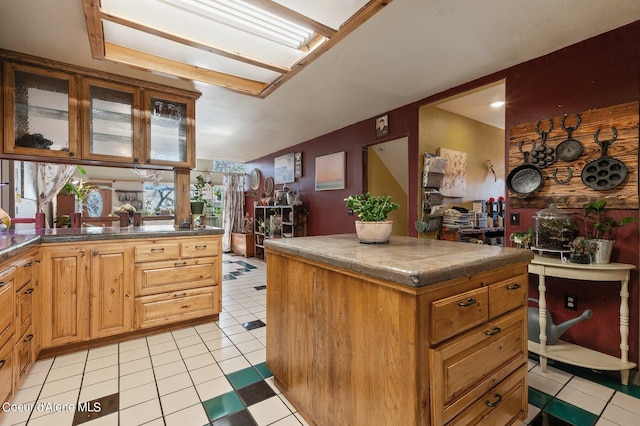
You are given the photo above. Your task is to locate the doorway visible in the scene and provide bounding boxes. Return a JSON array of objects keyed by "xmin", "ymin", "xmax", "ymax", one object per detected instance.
[{"xmin": 365, "ymin": 137, "xmax": 409, "ymax": 236}]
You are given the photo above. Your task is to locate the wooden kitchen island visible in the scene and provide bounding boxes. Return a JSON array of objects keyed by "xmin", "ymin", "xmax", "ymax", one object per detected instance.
[{"xmin": 265, "ymin": 234, "xmax": 534, "ymax": 426}]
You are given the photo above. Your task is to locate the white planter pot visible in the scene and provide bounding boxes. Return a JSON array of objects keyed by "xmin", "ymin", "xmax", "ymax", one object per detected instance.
[
  {"xmin": 355, "ymin": 220, "xmax": 393, "ymax": 244},
  {"xmin": 589, "ymin": 239, "xmax": 615, "ymax": 264}
]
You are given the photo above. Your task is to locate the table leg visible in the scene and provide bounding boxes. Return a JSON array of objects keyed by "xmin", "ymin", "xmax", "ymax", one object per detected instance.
[
  {"xmin": 620, "ymin": 274, "xmax": 630, "ymax": 385},
  {"xmin": 538, "ymin": 273, "xmax": 548, "ymax": 373}
]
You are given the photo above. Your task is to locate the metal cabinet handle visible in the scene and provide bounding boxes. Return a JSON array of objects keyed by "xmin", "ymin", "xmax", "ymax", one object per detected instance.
[
  {"xmin": 151, "ymin": 248, "xmax": 165, "ymax": 252},
  {"xmin": 69, "ymin": 151, "xmax": 75, "ymax": 157},
  {"xmin": 24, "ymin": 288, "xmax": 34, "ymax": 294},
  {"xmin": 174, "ymin": 262, "xmax": 187, "ymax": 266},
  {"xmin": 484, "ymin": 326, "xmax": 502, "ymax": 336},
  {"xmin": 0, "ymin": 281, "xmax": 5, "ymax": 287},
  {"xmin": 24, "ymin": 334, "xmax": 34, "ymax": 342},
  {"xmin": 173, "ymin": 292, "xmax": 187, "ymax": 298},
  {"xmin": 485, "ymin": 393, "xmax": 502, "ymax": 407},
  {"xmin": 24, "ymin": 261, "xmax": 33, "ymax": 267},
  {"xmin": 0, "ymin": 360, "xmax": 5, "ymax": 368},
  {"xmin": 457, "ymin": 298, "xmax": 477, "ymax": 307},
  {"xmin": 195, "ymin": 245, "xmax": 207, "ymax": 249},
  {"xmin": 506, "ymin": 283, "xmax": 521, "ymax": 290}
]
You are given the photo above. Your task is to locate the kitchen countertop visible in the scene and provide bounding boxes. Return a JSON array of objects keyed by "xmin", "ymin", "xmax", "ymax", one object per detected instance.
[
  {"xmin": 0, "ymin": 225, "xmax": 224, "ymax": 263},
  {"xmin": 264, "ymin": 234, "xmax": 534, "ymax": 287}
]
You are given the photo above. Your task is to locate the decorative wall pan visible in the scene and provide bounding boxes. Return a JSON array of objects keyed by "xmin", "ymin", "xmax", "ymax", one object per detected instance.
[
  {"xmin": 507, "ymin": 101, "xmax": 638, "ymax": 209},
  {"xmin": 506, "ymin": 142, "xmax": 544, "ymax": 197},
  {"xmin": 581, "ymin": 127, "xmax": 628, "ymax": 190},
  {"xmin": 556, "ymin": 113, "xmax": 584, "ymax": 161}
]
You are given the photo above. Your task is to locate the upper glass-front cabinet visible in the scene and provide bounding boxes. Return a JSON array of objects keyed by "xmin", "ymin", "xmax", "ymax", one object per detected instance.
[
  {"xmin": 4, "ymin": 62, "xmax": 79, "ymax": 158},
  {"xmin": 81, "ymin": 79, "xmax": 142, "ymax": 163},
  {"xmin": 145, "ymin": 91, "xmax": 195, "ymax": 168}
]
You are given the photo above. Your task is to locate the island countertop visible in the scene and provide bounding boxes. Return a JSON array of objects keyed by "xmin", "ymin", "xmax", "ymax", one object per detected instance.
[
  {"xmin": 0, "ymin": 225, "xmax": 224, "ymax": 262},
  {"xmin": 264, "ymin": 234, "xmax": 534, "ymax": 287}
]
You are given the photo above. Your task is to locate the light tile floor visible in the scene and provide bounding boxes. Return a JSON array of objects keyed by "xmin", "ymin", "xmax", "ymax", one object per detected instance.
[{"xmin": 2, "ymin": 253, "xmax": 640, "ymax": 425}]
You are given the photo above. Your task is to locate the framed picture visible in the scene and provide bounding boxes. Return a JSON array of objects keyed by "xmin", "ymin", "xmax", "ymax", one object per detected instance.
[
  {"xmin": 315, "ymin": 152, "xmax": 346, "ymax": 191},
  {"xmin": 437, "ymin": 147, "xmax": 467, "ymax": 197},
  {"xmin": 376, "ymin": 114, "xmax": 389, "ymax": 137},
  {"xmin": 274, "ymin": 152, "xmax": 295, "ymax": 184},
  {"xmin": 294, "ymin": 152, "xmax": 303, "ymax": 178}
]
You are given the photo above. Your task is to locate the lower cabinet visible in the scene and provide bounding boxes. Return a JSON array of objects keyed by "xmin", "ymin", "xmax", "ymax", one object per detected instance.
[
  {"xmin": 90, "ymin": 245, "xmax": 134, "ymax": 338},
  {"xmin": 135, "ymin": 287, "xmax": 218, "ymax": 328},
  {"xmin": 40, "ymin": 246, "xmax": 89, "ymax": 348},
  {"xmin": 0, "ymin": 339, "xmax": 14, "ymax": 406}
]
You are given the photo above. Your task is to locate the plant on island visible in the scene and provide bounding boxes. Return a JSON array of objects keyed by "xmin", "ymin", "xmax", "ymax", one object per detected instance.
[{"xmin": 344, "ymin": 193, "xmax": 399, "ymax": 222}]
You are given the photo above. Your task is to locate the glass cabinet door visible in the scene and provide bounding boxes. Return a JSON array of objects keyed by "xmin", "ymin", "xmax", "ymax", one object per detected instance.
[
  {"xmin": 145, "ymin": 91, "xmax": 195, "ymax": 168},
  {"xmin": 4, "ymin": 62, "xmax": 79, "ymax": 158},
  {"xmin": 82, "ymin": 79, "xmax": 141, "ymax": 163}
]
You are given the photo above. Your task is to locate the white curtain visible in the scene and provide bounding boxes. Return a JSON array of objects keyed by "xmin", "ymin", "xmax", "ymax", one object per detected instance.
[
  {"xmin": 221, "ymin": 173, "xmax": 245, "ymax": 252},
  {"xmin": 37, "ymin": 163, "xmax": 76, "ymax": 214}
]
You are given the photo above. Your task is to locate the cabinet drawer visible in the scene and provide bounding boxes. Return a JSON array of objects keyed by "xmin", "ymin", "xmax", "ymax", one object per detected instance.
[
  {"xmin": 0, "ymin": 270, "xmax": 14, "ymax": 350},
  {"xmin": 14, "ymin": 256, "xmax": 34, "ymax": 290},
  {"xmin": 135, "ymin": 242, "xmax": 180, "ymax": 262},
  {"xmin": 430, "ymin": 308, "xmax": 527, "ymax": 424},
  {"xmin": 431, "ymin": 287, "xmax": 488, "ymax": 344},
  {"xmin": 447, "ymin": 365, "xmax": 527, "ymax": 425},
  {"xmin": 489, "ymin": 274, "xmax": 527, "ymax": 319},
  {"xmin": 16, "ymin": 327, "xmax": 34, "ymax": 384},
  {"xmin": 17, "ymin": 284, "xmax": 34, "ymax": 338},
  {"xmin": 0, "ymin": 338, "xmax": 14, "ymax": 406},
  {"xmin": 135, "ymin": 287, "xmax": 217, "ymax": 329},
  {"xmin": 180, "ymin": 239, "xmax": 220, "ymax": 258},
  {"xmin": 135, "ymin": 258, "xmax": 219, "ymax": 296}
]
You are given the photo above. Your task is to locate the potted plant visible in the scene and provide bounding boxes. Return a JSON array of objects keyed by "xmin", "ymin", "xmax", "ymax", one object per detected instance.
[
  {"xmin": 190, "ymin": 174, "xmax": 207, "ymax": 214},
  {"xmin": 577, "ymin": 199, "xmax": 636, "ymax": 263},
  {"xmin": 567, "ymin": 237, "xmax": 598, "ymax": 264},
  {"xmin": 509, "ymin": 228, "xmax": 533, "ymax": 249},
  {"xmin": 344, "ymin": 193, "xmax": 399, "ymax": 243}
]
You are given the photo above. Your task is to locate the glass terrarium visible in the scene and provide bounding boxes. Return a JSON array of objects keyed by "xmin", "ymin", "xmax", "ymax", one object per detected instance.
[{"xmin": 533, "ymin": 205, "xmax": 576, "ymax": 251}]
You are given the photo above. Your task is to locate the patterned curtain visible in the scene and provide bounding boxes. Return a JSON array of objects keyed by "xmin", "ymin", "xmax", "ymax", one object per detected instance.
[
  {"xmin": 221, "ymin": 173, "xmax": 245, "ymax": 252},
  {"xmin": 37, "ymin": 163, "xmax": 76, "ymax": 214}
]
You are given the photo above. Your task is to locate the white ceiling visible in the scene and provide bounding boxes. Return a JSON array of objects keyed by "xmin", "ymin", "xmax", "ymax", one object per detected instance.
[{"xmin": 1, "ymin": 0, "xmax": 638, "ymax": 163}]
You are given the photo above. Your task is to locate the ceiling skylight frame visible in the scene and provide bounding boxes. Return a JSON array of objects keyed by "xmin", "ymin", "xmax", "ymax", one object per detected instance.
[{"xmin": 82, "ymin": 0, "xmax": 392, "ymax": 97}]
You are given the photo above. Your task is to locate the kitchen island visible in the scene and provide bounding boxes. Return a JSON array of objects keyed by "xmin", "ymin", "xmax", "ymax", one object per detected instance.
[{"xmin": 265, "ymin": 234, "xmax": 533, "ymax": 425}]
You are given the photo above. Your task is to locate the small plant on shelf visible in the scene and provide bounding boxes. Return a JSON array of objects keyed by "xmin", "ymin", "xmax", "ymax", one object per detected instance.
[{"xmin": 578, "ymin": 199, "xmax": 636, "ymax": 240}]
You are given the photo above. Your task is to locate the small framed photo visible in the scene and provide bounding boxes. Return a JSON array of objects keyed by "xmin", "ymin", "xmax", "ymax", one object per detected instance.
[
  {"xmin": 376, "ymin": 114, "xmax": 389, "ymax": 137},
  {"xmin": 294, "ymin": 152, "xmax": 303, "ymax": 178}
]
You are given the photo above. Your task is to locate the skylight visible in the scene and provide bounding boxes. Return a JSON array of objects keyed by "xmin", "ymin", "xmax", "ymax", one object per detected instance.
[{"xmin": 83, "ymin": 0, "xmax": 392, "ymax": 97}]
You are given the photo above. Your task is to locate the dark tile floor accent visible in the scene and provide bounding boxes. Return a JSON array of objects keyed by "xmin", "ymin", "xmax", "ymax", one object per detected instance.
[
  {"xmin": 253, "ymin": 285, "xmax": 266, "ymax": 290},
  {"xmin": 234, "ymin": 261, "xmax": 257, "ymax": 270},
  {"xmin": 71, "ymin": 393, "xmax": 119, "ymax": 425},
  {"xmin": 223, "ymin": 274, "xmax": 237, "ymax": 281},
  {"xmin": 212, "ymin": 409, "xmax": 258, "ymax": 426},
  {"xmin": 242, "ymin": 320, "xmax": 266, "ymax": 331},
  {"xmin": 237, "ymin": 381, "xmax": 277, "ymax": 407},
  {"xmin": 229, "ymin": 271, "xmax": 244, "ymax": 276}
]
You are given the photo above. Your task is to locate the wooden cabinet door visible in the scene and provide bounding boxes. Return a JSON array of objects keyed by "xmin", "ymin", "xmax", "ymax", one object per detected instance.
[
  {"xmin": 40, "ymin": 247, "xmax": 89, "ymax": 348},
  {"xmin": 3, "ymin": 62, "xmax": 80, "ymax": 159},
  {"xmin": 90, "ymin": 244, "xmax": 134, "ymax": 338}
]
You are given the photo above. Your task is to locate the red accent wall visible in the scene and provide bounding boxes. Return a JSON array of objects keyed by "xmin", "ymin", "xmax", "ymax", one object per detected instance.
[{"xmin": 245, "ymin": 21, "xmax": 640, "ymax": 364}]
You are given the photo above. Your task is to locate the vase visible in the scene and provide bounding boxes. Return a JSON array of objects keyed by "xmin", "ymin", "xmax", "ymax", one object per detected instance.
[
  {"xmin": 355, "ymin": 221, "xmax": 393, "ymax": 244},
  {"xmin": 569, "ymin": 253, "xmax": 591, "ymax": 264},
  {"xmin": 588, "ymin": 239, "xmax": 614, "ymax": 264}
]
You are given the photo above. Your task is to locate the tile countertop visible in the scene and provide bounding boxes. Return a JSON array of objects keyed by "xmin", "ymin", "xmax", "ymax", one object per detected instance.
[
  {"xmin": 0, "ymin": 225, "xmax": 224, "ymax": 263},
  {"xmin": 264, "ymin": 234, "xmax": 534, "ymax": 288}
]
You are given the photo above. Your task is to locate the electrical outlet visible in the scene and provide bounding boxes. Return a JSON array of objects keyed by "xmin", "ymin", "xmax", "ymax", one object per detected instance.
[
  {"xmin": 564, "ymin": 294, "xmax": 578, "ymax": 311},
  {"xmin": 510, "ymin": 212, "xmax": 520, "ymax": 225},
  {"xmin": 347, "ymin": 208, "xmax": 354, "ymax": 216}
]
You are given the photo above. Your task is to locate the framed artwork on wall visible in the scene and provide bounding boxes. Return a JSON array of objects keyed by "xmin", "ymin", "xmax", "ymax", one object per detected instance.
[
  {"xmin": 274, "ymin": 152, "xmax": 295, "ymax": 184},
  {"xmin": 315, "ymin": 151, "xmax": 346, "ymax": 191},
  {"xmin": 294, "ymin": 152, "xmax": 303, "ymax": 178},
  {"xmin": 376, "ymin": 114, "xmax": 389, "ymax": 137},
  {"xmin": 437, "ymin": 147, "xmax": 467, "ymax": 197}
]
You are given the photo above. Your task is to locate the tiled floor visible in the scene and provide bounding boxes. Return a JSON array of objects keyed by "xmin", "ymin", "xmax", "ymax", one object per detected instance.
[{"xmin": 2, "ymin": 253, "xmax": 640, "ymax": 425}]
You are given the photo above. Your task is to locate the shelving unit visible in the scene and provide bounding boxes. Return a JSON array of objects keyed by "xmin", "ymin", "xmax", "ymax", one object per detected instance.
[
  {"xmin": 254, "ymin": 205, "xmax": 307, "ymax": 260},
  {"xmin": 115, "ymin": 190, "xmax": 143, "ymax": 211},
  {"xmin": 440, "ymin": 226, "xmax": 504, "ymax": 245}
]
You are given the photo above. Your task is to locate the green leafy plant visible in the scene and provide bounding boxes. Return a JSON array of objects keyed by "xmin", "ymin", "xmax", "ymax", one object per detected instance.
[
  {"xmin": 509, "ymin": 228, "xmax": 533, "ymax": 248},
  {"xmin": 344, "ymin": 193, "xmax": 399, "ymax": 222},
  {"xmin": 579, "ymin": 199, "xmax": 636, "ymax": 240},
  {"xmin": 191, "ymin": 175, "xmax": 208, "ymax": 204}
]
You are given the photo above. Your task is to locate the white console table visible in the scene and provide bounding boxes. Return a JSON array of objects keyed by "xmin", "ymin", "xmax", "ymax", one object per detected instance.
[{"xmin": 528, "ymin": 255, "xmax": 636, "ymax": 385}]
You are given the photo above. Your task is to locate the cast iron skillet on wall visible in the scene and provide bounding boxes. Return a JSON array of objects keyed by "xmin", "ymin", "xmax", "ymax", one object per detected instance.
[
  {"xmin": 581, "ymin": 127, "xmax": 628, "ymax": 190},
  {"xmin": 507, "ymin": 141, "xmax": 544, "ymax": 197}
]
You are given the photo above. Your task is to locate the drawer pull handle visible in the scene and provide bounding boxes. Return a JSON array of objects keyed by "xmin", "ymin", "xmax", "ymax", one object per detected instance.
[
  {"xmin": 174, "ymin": 261, "xmax": 187, "ymax": 266},
  {"xmin": 506, "ymin": 283, "xmax": 521, "ymax": 290},
  {"xmin": 173, "ymin": 293, "xmax": 187, "ymax": 298},
  {"xmin": 24, "ymin": 288, "xmax": 34, "ymax": 294},
  {"xmin": 151, "ymin": 248, "xmax": 165, "ymax": 252},
  {"xmin": 24, "ymin": 334, "xmax": 34, "ymax": 342},
  {"xmin": 195, "ymin": 245, "xmax": 207, "ymax": 249},
  {"xmin": 0, "ymin": 360, "xmax": 5, "ymax": 369},
  {"xmin": 0, "ymin": 281, "xmax": 5, "ymax": 287},
  {"xmin": 457, "ymin": 298, "xmax": 477, "ymax": 307},
  {"xmin": 485, "ymin": 393, "xmax": 502, "ymax": 407},
  {"xmin": 484, "ymin": 326, "xmax": 502, "ymax": 336},
  {"xmin": 24, "ymin": 262, "xmax": 33, "ymax": 267}
]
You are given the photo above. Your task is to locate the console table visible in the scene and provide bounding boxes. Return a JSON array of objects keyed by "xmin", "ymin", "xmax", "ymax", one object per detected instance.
[{"xmin": 528, "ymin": 255, "xmax": 636, "ymax": 384}]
